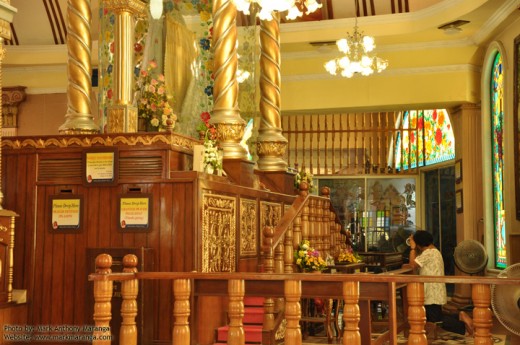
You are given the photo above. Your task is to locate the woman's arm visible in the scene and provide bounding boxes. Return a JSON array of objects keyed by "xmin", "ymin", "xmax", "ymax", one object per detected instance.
[{"xmin": 408, "ymin": 236, "xmax": 420, "ymax": 270}]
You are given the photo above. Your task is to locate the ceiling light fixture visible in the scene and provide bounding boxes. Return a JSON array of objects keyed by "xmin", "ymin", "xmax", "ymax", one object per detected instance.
[
  {"xmin": 150, "ymin": 0, "xmax": 163, "ymax": 20},
  {"xmin": 438, "ymin": 20, "xmax": 470, "ymax": 35},
  {"xmin": 233, "ymin": 0, "xmax": 322, "ymax": 21},
  {"xmin": 324, "ymin": 0, "xmax": 387, "ymax": 78}
]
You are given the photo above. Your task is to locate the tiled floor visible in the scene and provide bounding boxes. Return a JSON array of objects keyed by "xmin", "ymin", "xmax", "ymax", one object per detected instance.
[{"xmin": 302, "ymin": 331, "xmax": 508, "ymax": 345}]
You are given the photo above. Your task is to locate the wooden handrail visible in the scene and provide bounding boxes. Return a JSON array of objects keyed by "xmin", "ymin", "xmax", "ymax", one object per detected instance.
[
  {"xmin": 270, "ymin": 190, "xmax": 310, "ymax": 250},
  {"xmin": 90, "ymin": 254, "xmax": 520, "ymax": 345},
  {"xmin": 90, "ymin": 271, "xmax": 520, "ymax": 286}
]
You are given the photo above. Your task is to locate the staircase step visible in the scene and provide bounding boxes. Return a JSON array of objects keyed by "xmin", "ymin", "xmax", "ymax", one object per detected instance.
[
  {"xmin": 244, "ymin": 307, "xmax": 264, "ymax": 324},
  {"xmin": 244, "ymin": 296, "xmax": 264, "ymax": 306},
  {"xmin": 217, "ymin": 325, "xmax": 263, "ymax": 343}
]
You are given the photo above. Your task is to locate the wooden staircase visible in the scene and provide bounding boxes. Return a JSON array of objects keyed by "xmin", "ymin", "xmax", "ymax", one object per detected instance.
[{"xmin": 213, "ymin": 297, "xmax": 265, "ymax": 344}]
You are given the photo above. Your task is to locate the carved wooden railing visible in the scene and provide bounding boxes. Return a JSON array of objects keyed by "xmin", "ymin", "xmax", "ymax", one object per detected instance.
[
  {"xmin": 89, "ymin": 253, "xmax": 520, "ymax": 345},
  {"xmin": 261, "ymin": 182, "xmax": 345, "ymax": 275},
  {"xmin": 282, "ymin": 112, "xmax": 423, "ymax": 176},
  {"xmin": 259, "ymin": 182, "xmax": 344, "ymax": 342}
]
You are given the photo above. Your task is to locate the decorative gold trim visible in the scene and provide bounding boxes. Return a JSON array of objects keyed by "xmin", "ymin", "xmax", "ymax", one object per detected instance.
[
  {"xmin": 2, "ymin": 133, "xmax": 199, "ymax": 151},
  {"xmin": 106, "ymin": 105, "xmax": 138, "ymax": 133},
  {"xmin": 240, "ymin": 199, "xmax": 257, "ymax": 256},
  {"xmin": 257, "ymin": 141, "xmax": 287, "ymax": 156},
  {"xmin": 0, "ymin": 225, "xmax": 7, "ymax": 232},
  {"xmin": 275, "ymin": 318, "xmax": 287, "ymax": 340},
  {"xmin": 102, "ymin": 0, "xmax": 146, "ymax": 15},
  {"xmin": 0, "ymin": 20, "xmax": 11, "ymax": 41},
  {"xmin": 202, "ymin": 193, "xmax": 236, "ymax": 272},
  {"xmin": 256, "ymin": 140, "xmax": 288, "ymax": 171}
]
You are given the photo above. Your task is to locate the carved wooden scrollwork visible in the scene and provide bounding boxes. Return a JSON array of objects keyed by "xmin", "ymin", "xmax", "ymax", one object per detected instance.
[{"xmin": 1, "ymin": 86, "xmax": 26, "ymax": 129}]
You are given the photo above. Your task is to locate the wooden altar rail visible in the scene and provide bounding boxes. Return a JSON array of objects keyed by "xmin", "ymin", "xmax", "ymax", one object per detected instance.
[{"xmin": 89, "ymin": 254, "xmax": 520, "ymax": 345}]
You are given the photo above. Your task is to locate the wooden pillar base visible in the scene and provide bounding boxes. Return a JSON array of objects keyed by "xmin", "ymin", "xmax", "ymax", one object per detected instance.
[
  {"xmin": 223, "ymin": 159, "xmax": 256, "ymax": 188},
  {"xmin": 255, "ymin": 170, "xmax": 296, "ymax": 194}
]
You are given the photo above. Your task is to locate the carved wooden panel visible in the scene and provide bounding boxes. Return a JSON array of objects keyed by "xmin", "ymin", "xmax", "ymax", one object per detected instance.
[
  {"xmin": 240, "ymin": 198, "xmax": 257, "ymax": 257},
  {"xmin": 202, "ymin": 193, "xmax": 236, "ymax": 272}
]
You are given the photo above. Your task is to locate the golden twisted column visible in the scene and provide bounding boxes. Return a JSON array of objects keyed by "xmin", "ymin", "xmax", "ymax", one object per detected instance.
[
  {"xmin": 59, "ymin": 0, "xmax": 99, "ymax": 134},
  {"xmin": 257, "ymin": 14, "xmax": 288, "ymax": 171},
  {"xmin": 211, "ymin": 0, "xmax": 247, "ymax": 159},
  {"xmin": 103, "ymin": 0, "xmax": 146, "ymax": 133}
]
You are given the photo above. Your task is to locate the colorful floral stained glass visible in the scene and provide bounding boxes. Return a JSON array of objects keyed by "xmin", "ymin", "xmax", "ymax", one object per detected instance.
[
  {"xmin": 394, "ymin": 109, "xmax": 455, "ymax": 170},
  {"xmin": 491, "ymin": 52, "xmax": 507, "ymax": 269}
]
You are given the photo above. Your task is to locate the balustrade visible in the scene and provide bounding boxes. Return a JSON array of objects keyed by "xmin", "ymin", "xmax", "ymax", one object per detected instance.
[{"xmin": 90, "ymin": 254, "xmax": 519, "ymax": 345}]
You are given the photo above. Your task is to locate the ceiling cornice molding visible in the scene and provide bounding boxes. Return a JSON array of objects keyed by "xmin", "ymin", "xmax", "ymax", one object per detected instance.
[
  {"xmin": 284, "ymin": 37, "xmax": 475, "ymax": 60},
  {"xmin": 471, "ymin": 0, "xmax": 520, "ymax": 44},
  {"xmin": 25, "ymin": 87, "xmax": 67, "ymax": 95},
  {"xmin": 282, "ymin": 64, "xmax": 481, "ymax": 82},
  {"xmin": 5, "ymin": 44, "xmax": 67, "ymax": 54},
  {"xmin": 4, "ymin": 64, "xmax": 67, "ymax": 73}
]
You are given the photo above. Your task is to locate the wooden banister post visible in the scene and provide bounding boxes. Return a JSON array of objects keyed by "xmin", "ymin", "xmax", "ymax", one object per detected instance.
[
  {"xmin": 293, "ymin": 211, "xmax": 302, "ymax": 249},
  {"xmin": 320, "ymin": 190, "xmax": 331, "ymax": 255},
  {"xmin": 274, "ymin": 242, "xmax": 284, "ymax": 274},
  {"xmin": 284, "ymin": 280, "xmax": 302, "ymax": 345},
  {"xmin": 472, "ymin": 284, "xmax": 493, "ymax": 345},
  {"xmin": 263, "ymin": 226, "xmax": 274, "ymax": 274},
  {"xmin": 316, "ymin": 198, "xmax": 323, "ymax": 251},
  {"xmin": 284, "ymin": 221, "xmax": 294, "ymax": 273},
  {"xmin": 407, "ymin": 282, "xmax": 427, "ymax": 345},
  {"xmin": 309, "ymin": 198, "xmax": 316, "ymax": 248},
  {"xmin": 120, "ymin": 254, "xmax": 138, "ymax": 345},
  {"xmin": 228, "ymin": 279, "xmax": 245, "ymax": 345},
  {"xmin": 93, "ymin": 254, "xmax": 113, "ymax": 345},
  {"xmin": 172, "ymin": 279, "xmax": 191, "ymax": 345},
  {"xmin": 342, "ymin": 281, "xmax": 360, "ymax": 345},
  {"xmin": 301, "ymin": 185, "xmax": 310, "ymax": 243},
  {"xmin": 262, "ymin": 226, "xmax": 276, "ymax": 330}
]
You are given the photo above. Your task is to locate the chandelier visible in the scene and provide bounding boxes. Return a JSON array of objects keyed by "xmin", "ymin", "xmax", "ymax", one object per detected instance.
[
  {"xmin": 324, "ymin": 5, "xmax": 387, "ymax": 77},
  {"xmin": 233, "ymin": 0, "xmax": 322, "ymax": 21}
]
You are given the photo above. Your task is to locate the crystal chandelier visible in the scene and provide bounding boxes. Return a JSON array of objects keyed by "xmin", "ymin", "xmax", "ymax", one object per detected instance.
[
  {"xmin": 324, "ymin": 5, "xmax": 387, "ymax": 77},
  {"xmin": 233, "ymin": 0, "xmax": 322, "ymax": 21}
]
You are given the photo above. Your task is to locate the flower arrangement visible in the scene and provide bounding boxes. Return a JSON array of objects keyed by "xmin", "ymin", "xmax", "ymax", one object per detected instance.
[
  {"xmin": 294, "ymin": 167, "xmax": 316, "ymax": 193},
  {"xmin": 202, "ymin": 129, "xmax": 223, "ymax": 175},
  {"xmin": 197, "ymin": 111, "xmax": 212, "ymax": 134},
  {"xmin": 294, "ymin": 240, "xmax": 327, "ymax": 272},
  {"xmin": 136, "ymin": 60, "xmax": 176, "ymax": 131},
  {"xmin": 337, "ymin": 248, "xmax": 362, "ymax": 264}
]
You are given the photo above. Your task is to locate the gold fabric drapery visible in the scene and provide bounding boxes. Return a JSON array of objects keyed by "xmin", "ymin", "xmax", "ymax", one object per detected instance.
[{"xmin": 164, "ymin": 12, "xmax": 196, "ymax": 114}]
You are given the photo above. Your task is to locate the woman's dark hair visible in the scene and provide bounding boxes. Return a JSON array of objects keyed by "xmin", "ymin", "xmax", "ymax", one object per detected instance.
[{"xmin": 413, "ymin": 230, "xmax": 433, "ymax": 247}]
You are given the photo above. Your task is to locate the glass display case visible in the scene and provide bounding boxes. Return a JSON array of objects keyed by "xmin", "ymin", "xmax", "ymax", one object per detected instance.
[{"xmin": 319, "ymin": 177, "xmax": 417, "ymax": 253}]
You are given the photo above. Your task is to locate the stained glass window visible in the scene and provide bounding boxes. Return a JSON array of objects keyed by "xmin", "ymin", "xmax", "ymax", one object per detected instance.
[
  {"xmin": 491, "ymin": 52, "xmax": 507, "ymax": 269},
  {"xmin": 393, "ymin": 109, "xmax": 455, "ymax": 170}
]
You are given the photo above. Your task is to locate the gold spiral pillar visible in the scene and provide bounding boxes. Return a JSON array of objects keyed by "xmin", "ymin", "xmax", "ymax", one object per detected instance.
[
  {"xmin": 256, "ymin": 14, "xmax": 287, "ymax": 171},
  {"xmin": 211, "ymin": 0, "xmax": 247, "ymax": 159},
  {"xmin": 59, "ymin": 0, "xmax": 100, "ymax": 134},
  {"xmin": 103, "ymin": 0, "xmax": 146, "ymax": 133}
]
